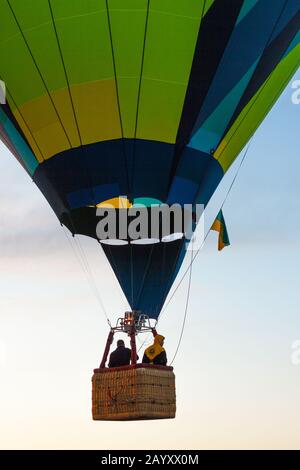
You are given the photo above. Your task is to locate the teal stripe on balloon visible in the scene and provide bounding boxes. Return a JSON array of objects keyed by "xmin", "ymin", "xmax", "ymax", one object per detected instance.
[
  {"xmin": 133, "ymin": 197, "xmax": 162, "ymax": 207},
  {"xmin": 188, "ymin": 60, "xmax": 259, "ymax": 153},
  {"xmin": 0, "ymin": 109, "xmax": 38, "ymax": 175},
  {"xmin": 236, "ymin": 0, "xmax": 260, "ymax": 25}
]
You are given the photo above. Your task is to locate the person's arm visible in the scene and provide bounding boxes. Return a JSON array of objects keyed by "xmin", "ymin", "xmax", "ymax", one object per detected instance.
[
  {"xmin": 108, "ymin": 352, "xmax": 114, "ymax": 368},
  {"xmin": 127, "ymin": 349, "xmax": 133, "ymax": 364},
  {"xmin": 157, "ymin": 351, "xmax": 167, "ymax": 366},
  {"xmin": 162, "ymin": 351, "xmax": 167, "ymax": 365},
  {"xmin": 142, "ymin": 353, "xmax": 149, "ymax": 364}
]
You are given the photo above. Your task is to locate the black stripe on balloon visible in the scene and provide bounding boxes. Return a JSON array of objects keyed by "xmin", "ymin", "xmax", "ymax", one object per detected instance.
[
  {"xmin": 221, "ymin": 10, "xmax": 300, "ymax": 142},
  {"xmin": 166, "ymin": 0, "xmax": 244, "ymax": 191},
  {"xmin": 101, "ymin": 243, "xmax": 128, "ymax": 305}
]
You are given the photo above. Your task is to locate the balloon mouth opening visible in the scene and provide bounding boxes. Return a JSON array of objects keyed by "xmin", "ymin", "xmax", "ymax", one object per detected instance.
[
  {"xmin": 131, "ymin": 238, "xmax": 160, "ymax": 245},
  {"xmin": 162, "ymin": 232, "xmax": 184, "ymax": 242},
  {"xmin": 61, "ymin": 203, "xmax": 194, "ymax": 245},
  {"xmin": 100, "ymin": 235, "xmax": 183, "ymax": 246},
  {"xmin": 100, "ymin": 239, "xmax": 129, "ymax": 246}
]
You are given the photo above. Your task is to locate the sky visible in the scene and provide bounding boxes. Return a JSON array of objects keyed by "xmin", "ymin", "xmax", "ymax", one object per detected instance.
[{"xmin": 0, "ymin": 72, "xmax": 300, "ymax": 450}]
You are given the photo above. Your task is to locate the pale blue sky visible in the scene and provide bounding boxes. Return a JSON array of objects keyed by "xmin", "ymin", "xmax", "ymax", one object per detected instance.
[{"xmin": 0, "ymin": 73, "xmax": 299, "ymax": 450}]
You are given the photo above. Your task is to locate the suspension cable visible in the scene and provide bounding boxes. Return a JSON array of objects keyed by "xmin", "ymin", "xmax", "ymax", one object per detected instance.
[
  {"xmin": 75, "ymin": 237, "xmax": 110, "ymax": 318},
  {"xmin": 169, "ymin": 247, "xmax": 193, "ymax": 365},
  {"xmin": 159, "ymin": 140, "xmax": 252, "ymax": 320},
  {"xmin": 61, "ymin": 226, "xmax": 111, "ymax": 325},
  {"xmin": 157, "ymin": 141, "xmax": 252, "ymax": 364}
]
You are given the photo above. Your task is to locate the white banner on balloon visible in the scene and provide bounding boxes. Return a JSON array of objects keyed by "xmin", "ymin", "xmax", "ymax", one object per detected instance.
[{"xmin": 0, "ymin": 80, "xmax": 5, "ymax": 104}]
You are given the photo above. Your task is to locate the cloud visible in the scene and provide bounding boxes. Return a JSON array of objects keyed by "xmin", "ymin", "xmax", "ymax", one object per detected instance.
[
  {"xmin": 0, "ymin": 143, "xmax": 71, "ymax": 258},
  {"xmin": 0, "ymin": 186, "xmax": 64, "ymax": 258}
]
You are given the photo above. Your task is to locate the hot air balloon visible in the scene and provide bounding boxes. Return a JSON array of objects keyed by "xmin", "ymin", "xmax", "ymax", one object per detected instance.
[{"xmin": 0, "ymin": 0, "xmax": 299, "ymax": 420}]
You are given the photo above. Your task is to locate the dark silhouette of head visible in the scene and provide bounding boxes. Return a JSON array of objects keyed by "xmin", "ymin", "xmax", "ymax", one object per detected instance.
[{"xmin": 117, "ymin": 339, "xmax": 125, "ymax": 348}]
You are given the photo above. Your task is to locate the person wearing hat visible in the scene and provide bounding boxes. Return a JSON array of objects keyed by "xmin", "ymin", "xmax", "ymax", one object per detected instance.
[
  {"xmin": 108, "ymin": 339, "xmax": 135, "ymax": 368},
  {"xmin": 142, "ymin": 335, "xmax": 167, "ymax": 366}
]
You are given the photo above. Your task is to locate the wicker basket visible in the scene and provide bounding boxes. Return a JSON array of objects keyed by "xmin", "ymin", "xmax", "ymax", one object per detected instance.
[{"xmin": 92, "ymin": 364, "xmax": 176, "ymax": 420}]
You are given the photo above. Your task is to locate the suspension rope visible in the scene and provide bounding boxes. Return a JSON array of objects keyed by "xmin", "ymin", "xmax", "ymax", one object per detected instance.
[
  {"xmin": 130, "ymin": 243, "xmax": 134, "ymax": 308},
  {"xmin": 156, "ymin": 141, "xmax": 252, "ymax": 364},
  {"xmin": 135, "ymin": 244, "xmax": 155, "ymax": 309},
  {"xmin": 159, "ymin": 140, "xmax": 252, "ymax": 320},
  {"xmin": 136, "ymin": 319, "xmax": 159, "ymax": 355},
  {"xmin": 75, "ymin": 235, "xmax": 111, "ymax": 324},
  {"xmin": 169, "ymin": 247, "xmax": 193, "ymax": 366},
  {"xmin": 61, "ymin": 226, "xmax": 111, "ymax": 325},
  {"xmin": 136, "ymin": 246, "xmax": 194, "ymax": 363},
  {"xmin": 137, "ymin": 334, "xmax": 149, "ymax": 354}
]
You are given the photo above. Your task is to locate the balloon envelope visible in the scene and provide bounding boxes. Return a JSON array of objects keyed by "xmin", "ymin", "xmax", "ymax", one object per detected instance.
[{"xmin": 0, "ymin": 0, "xmax": 299, "ymax": 317}]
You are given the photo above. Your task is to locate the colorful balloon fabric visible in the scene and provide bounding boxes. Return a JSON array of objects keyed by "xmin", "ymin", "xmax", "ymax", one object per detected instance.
[{"xmin": 0, "ymin": 0, "xmax": 299, "ymax": 317}]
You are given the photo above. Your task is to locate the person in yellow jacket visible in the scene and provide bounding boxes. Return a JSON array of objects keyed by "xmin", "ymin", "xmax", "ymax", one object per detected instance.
[{"xmin": 142, "ymin": 335, "xmax": 167, "ymax": 365}]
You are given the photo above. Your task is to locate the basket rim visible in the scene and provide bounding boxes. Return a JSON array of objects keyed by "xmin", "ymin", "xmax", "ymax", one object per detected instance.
[{"xmin": 93, "ymin": 363, "xmax": 173, "ymax": 374}]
